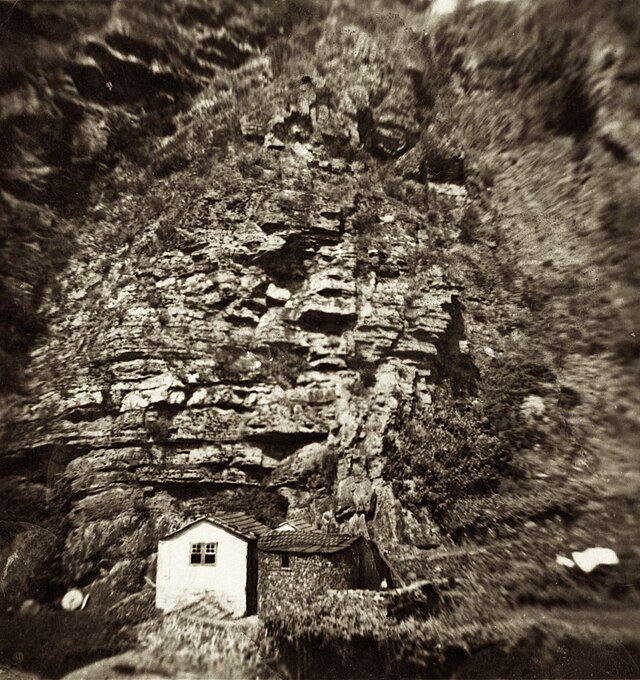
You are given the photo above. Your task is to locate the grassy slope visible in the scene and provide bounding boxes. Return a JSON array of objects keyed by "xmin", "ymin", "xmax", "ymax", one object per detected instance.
[{"xmin": 427, "ymin": 0, "xmax": 640, "ymax": 552}]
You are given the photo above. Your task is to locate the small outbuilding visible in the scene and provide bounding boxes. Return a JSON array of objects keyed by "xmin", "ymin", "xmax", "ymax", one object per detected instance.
[
  {"xmin": 156, "ymin": 512, "xmax": 269, "ymax": 616},
  {"xmin": 274, "ymin": 518, "xmax": 315, "ymax": 532},
  {"xmin": 257, "ymin": 530, "xmax": 388, "ymax": 615}
]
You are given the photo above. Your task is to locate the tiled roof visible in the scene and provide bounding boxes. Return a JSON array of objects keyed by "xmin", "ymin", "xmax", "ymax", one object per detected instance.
[
  {"xmin": 215, "ymin": 511, "xmax": 271, "ymax": 537},
  {"xmin": 161, "ymin": 512, "xmax": 270, "ymax": 540},
  {"xmin": 258, "ymin": 530, "xmax": 360, "ymax": 554}
]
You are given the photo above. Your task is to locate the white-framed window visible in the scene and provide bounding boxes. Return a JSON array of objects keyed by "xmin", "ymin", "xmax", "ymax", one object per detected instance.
[{"xmin": 190, "ymin": 542, "xmax": 217, "ymax": 566}]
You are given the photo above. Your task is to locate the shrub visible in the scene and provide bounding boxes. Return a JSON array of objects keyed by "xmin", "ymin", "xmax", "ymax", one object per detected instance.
[
  {"xmin": 264, "ymin": 346, "xmax": 308, "ymax": 387},
  {"xmin": 155, "ymin": 221, "xmax": 179, "ymax": 249},
  {"xmin": 151, "ymin": 146, "xmax": 190, "ymax": 178},
  {"xmin": 236, "ymin": 152, "xmax": 264, "ymax": 179},
  {"xmin": 184, "ymin": 488, "xmax": 288, "ymax": 528},
  {"xmin": 382, "ymin": 174, "xmax": 406, "ymax": 202},
  {"xmin": 305, "ymin": 451, "xmax": 338, "ymax": 491},
  {"xmin": 384, "ymin": 348, "xmax": 559, "ymax": 531},
  {"xmin": 146, "ymin": 414, "xmax": 172, "ymax": 441},
  {"xmin": 147, "ymin": 289, "xmax": 162, "ymax": 308},
  {"xmin": 347, "ymin": 356, "xmax": 378, "ymax": 393},
  {"xmin": 614, "ymin": 336, "xmax": 640, "ymax": 364},
  {"xmin": 148, "ymin": 194, "xmax": 166, "ymax": 217},
  {"xmin": 480, "ymin": 354, "xmax": 556, "ymax": 451},
  {"xmin": 383, "ymin": 387, "xmax": 510, "ymax": 528},
  {"xmin": 351, "ymin": 209, "xmax": 379, "ymax": 235}
]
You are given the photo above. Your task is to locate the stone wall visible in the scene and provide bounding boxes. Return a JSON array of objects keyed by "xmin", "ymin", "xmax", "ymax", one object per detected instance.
[{"xmin": 257, "ymin": 550, "xmax": 356, "ymax": 616}]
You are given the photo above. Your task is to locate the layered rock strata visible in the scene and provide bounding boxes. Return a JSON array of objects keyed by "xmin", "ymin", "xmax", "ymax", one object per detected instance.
[{"xmin": 1, "ymin": 6, "xmax": 475, "ymax": 592}]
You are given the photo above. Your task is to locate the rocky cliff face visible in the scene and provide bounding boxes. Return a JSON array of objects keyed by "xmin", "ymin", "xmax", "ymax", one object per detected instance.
[
  {"xmin": 0, "ymin": 0, "xmax": 300, "ymax": 393},
  {"xmin": 1, "ymin": 1, "xmax": 479, "ymax": 595}
]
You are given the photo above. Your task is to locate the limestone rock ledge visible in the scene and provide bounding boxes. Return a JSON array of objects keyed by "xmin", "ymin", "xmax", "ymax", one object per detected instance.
[{"xmin": 1, "ymin": 15, "xmax": 473, "ymax": 592}]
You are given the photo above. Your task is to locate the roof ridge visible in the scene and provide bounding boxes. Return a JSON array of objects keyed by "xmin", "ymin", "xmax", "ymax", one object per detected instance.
[{"xmin": 160, "ymin": 513, "xmax": 271, "ymax": 540}]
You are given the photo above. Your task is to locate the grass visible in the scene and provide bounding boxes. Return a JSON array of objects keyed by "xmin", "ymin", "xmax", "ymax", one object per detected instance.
[
  {"xmin": 136, "ymin": 612, "xmax": 273, "ymax": 679},
  {"xmin": 263, "ymin": 583, "xmax": 640, "ymax": 678}
]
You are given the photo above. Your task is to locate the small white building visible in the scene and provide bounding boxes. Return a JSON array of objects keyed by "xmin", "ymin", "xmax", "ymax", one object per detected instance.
[{"xmin": 156, "ymin": 512, "xmax": 269, "ymax": 616}]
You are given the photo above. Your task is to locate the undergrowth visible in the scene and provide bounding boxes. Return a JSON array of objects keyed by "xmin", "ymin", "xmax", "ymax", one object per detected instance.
[{"xmin": 383, "ymin": 348, "xmax": 571, "ymax": 533}]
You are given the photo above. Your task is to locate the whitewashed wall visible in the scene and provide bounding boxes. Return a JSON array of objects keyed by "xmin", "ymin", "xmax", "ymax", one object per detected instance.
[{"xmin": 156, "ymin": 520, "xmax": 249, "ymax": 616}]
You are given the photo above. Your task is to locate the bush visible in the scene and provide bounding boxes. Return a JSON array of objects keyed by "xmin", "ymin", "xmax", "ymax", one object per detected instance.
[
  {"xmin": 480, "ymin": 354, "xmax": 556, "ymax": 450},
  {"xmin": 458, "ymin": 204, "xmax": 481, "ymax": 244},
  {"xmin": 383, "ymin": 387, "xmax": 510, "ymax": 527},
  {"xmin": 183, "ymin": 487, "xmax": 288, "ymax": 529},
  {"xmin": 155, "ymin": 221, "xmax": 179, "ymax": 249},
  {"xmin": 305, "ymin": 451, "xmax": 338, "ymax": 491},
  {"xmin": 236, "ymin": 152, "xmax": 264, "ymax": 179},
  {"xmin": 351, "ymin": 209, "xmax": 379, "ymax": 235},
  {"xmin": 151, "ymin": 145, "xmax": 191, "ymax": 178},
  {"xmin": 263, "ymin": 346, "xmax": 308, "ymax": 387},
  {"xmin": 148, "ymin": 194, "xmax": 166, "ymax": 217},
  {"xmin": 145, "ymin": 414, "xmax": 172, "ymax": 441},
  {"xmin": 384, "ymin": 348, "xmax": 559, "ymax": 531}
]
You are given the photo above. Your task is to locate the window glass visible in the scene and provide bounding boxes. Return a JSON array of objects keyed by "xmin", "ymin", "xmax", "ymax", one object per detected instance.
[
  {"xmin": 204, "ymin": 543, "xmax": 217, "ymax": 565},
  {"xmin": 190, "ymin": 542, "xmax": 217, "ymax": 565},
  {"xmin": 281, "ymin": 554, "xmax": 290, "ymax": 568},
  {"xmin": 190, "ymin": 543, "xmax": 202, "ymax": 564}
]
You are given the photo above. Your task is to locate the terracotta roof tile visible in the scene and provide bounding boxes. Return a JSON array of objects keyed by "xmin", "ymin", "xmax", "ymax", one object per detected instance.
[
  {"xmin": 215, "ymin": 511, "xmax": 271, "ymax": 537},
  {"xmin": 161, "ymin": 512, "xmax": 270, "ymax": 540},
  {"xmin": 258, "ymin": 530, "xmax": 360, "ymax": 554}
]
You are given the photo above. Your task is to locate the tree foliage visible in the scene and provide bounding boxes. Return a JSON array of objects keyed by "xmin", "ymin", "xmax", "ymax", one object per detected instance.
[{"xmin": 384, "ymin": 387, "xmax": 510, "ymax": 528}]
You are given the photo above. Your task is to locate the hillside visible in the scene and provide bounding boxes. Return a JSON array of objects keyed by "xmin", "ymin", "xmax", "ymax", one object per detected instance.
[{"xmin": 1, "ymin": 0, "xmax": 639, "ymax": 676}]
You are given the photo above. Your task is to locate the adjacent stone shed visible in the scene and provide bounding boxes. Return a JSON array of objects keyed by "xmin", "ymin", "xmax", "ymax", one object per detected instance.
[{"xmin": 257, "ymin": 530, "xmax": 387, "ymax": 616}]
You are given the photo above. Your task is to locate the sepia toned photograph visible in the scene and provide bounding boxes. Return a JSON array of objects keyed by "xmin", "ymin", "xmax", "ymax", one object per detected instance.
[{"xmin": 0, "ymin": 0, "xmax": 638, "ymax": 677}]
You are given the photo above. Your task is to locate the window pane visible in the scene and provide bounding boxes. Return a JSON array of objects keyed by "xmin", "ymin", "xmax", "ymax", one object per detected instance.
[
  {"xmin": 191, "ymin": 543, "xmax": 202, "ymax": 564},
  {"xmin": 204, "ymin": 543, "xmax": 216, "ymax": 564}
]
